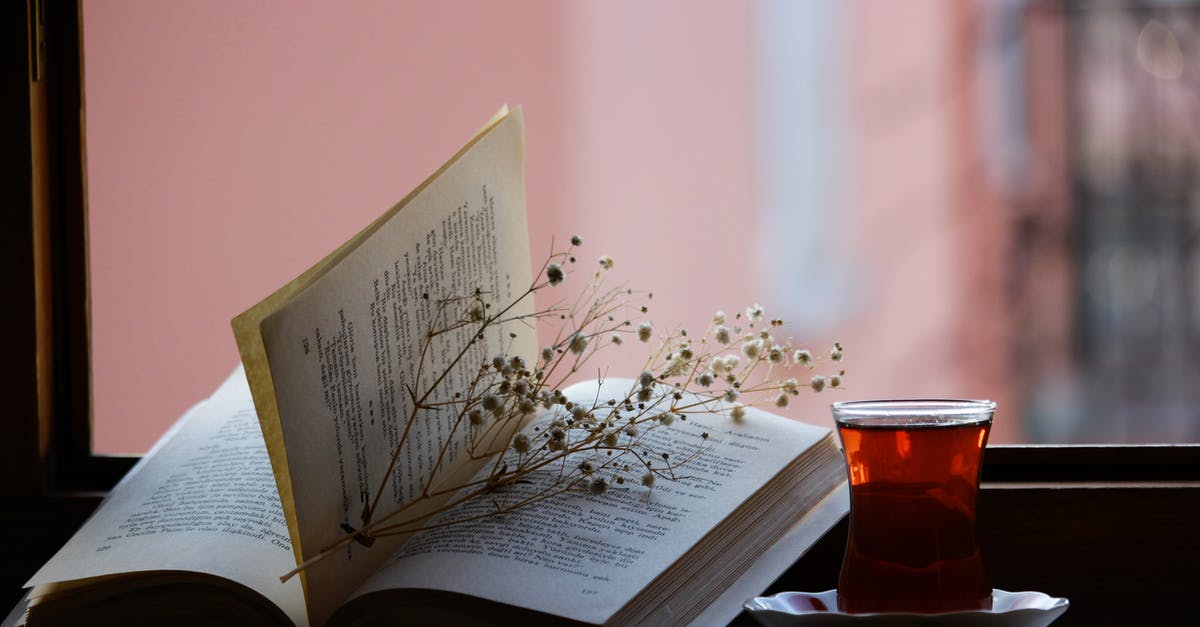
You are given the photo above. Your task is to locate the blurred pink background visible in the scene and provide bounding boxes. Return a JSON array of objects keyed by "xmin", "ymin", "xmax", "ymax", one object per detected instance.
[
  {"xmin": 83, "ymin": 0, "xmax": 1012, "ymax": 452},
  {"xmin": 86, "ymin": 1, "xmax": 1200, "ymax": 452}
]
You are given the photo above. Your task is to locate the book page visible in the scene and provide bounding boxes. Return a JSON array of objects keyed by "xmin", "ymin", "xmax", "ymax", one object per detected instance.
[
  {"xmin": 230, "ymin": 107, "xmax": 513, "ymax": 606},
  {"xmin": 250, "ymin": 109, "xmax": 535, "ymax": 625},
  {"xmin": 341, "ymin": 378, "xmax": 837, "ymax": 625},
  {"xmin": 25, "ymin": 368, "xmax": 306, "ymax": 626}
]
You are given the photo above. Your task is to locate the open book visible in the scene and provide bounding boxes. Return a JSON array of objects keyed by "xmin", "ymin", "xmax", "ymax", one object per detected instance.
[{"xmin": 21, "ymin": 108, "xmax": 847, "ymax": 626}]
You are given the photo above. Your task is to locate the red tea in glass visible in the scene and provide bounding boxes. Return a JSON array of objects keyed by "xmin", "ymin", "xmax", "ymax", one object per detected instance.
[{"xmin": 832, "ymin": 400, "xmax": 994, "ymax": 614}]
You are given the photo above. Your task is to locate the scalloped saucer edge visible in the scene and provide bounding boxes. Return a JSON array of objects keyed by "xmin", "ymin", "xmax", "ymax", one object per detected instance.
[{"xmin": 744, "ymin": 590, "xmax": 1068, "ymax": 627}]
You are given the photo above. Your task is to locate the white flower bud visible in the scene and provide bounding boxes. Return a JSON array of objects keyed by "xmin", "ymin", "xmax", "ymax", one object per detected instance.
[{"xmin": 569, "ymin": 332, "xmax": 589, "ymax": 355}]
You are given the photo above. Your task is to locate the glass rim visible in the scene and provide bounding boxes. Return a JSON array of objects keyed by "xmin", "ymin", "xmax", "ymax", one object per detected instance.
[{"xmin": 831, "ymin": 399, "xmax": 996, "ymax": 424}]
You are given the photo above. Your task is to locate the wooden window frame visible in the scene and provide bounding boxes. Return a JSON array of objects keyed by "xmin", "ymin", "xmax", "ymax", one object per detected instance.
[
  {"xmin": 2, "ymin": 2, "xmax": 1197, "ymax": 624},
  {"xmin": 2, "ymin": 0, "xmax": 137, "ymax": 492}
]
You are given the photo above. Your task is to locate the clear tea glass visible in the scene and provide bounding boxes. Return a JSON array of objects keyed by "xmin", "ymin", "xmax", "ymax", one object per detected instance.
[{"xmin": 832, "ymin": 399, "xmax": 995, "ymax": 613}]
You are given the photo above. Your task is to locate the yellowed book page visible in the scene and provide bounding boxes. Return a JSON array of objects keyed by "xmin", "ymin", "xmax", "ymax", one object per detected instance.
[
  {"xmin": 25, "ymin": 368, "xmax": 307, "ymax": 626},
  {"xmin": 342, "ymin": 378, "xmax": 832, "ymax": 625},
  {"xmin": 247, "ymin": 109, "xmax": 534, "ymax": 625},
  {"xmin": 229, "ymin": 107, "xmax": 512, "ymax": 604}
]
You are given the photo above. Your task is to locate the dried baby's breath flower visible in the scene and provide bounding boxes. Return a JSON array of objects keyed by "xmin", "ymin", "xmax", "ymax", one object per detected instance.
[
  {"xmin": 569, "ymin": 332, "xmax": 589, "ymax": 355},
  {"xmin": 467, "ymin": 300, "xmax": 485, "ymax": 321},
  {"xmin": 546, "ymin": 262, "xmax": 565, "ymax": 286},
  {"xmin": 282, "ymin": 232, "xmax": 848, "ymax": 584}
]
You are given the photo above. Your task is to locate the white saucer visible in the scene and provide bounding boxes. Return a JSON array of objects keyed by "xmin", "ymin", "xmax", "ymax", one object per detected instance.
[{"xmin": 744, "ymin": 589, "xmax": 1068, "ymax": 627}]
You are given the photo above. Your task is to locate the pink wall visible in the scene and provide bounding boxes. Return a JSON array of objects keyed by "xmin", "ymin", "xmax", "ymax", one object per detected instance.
[
  {"xmin": 552, "ymin": 0, "xmax": 758, "ymax": 376},
  {"xmin": 85, "ymin": 1, "xmax": 758, "ymax": 452},
  {"xmin": 835, "ymin": 0, "xmax": 1019, "ymax": 442},
  {"xmin": 85, "ymin": 1, "xmax": 573, "ymax": 452}
]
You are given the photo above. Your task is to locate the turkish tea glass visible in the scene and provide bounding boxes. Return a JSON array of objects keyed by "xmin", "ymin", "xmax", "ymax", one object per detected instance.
[{"xmin": 831, "ymin": 399, "xmax": 995, "ymax": 613}]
